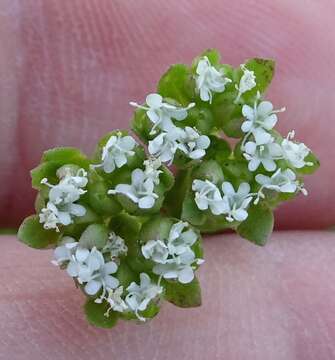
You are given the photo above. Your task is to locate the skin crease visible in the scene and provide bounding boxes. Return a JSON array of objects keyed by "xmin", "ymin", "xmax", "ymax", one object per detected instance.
[{"xmin": 0, "ymin": 0, "xmax": 334, "ymax": 359}]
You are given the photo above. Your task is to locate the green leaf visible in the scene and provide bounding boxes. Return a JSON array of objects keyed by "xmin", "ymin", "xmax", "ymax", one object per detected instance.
[
  {"xmin": 181, "ymin": 193, "xmax": 206, "ymax": 226},
  {"xmin": 87, "ymin": 171, "xmax": 121, "ymax": 215},
  {"xmin": 192, "ymin": 48, "xmax": 221, "ymax": 70},
  {"xmin": 116, "ymin": 262, "xmax": 137, "ymax": 288},
  {"xmin": 131, "ymin": 108, "xmax": 153, "ymax": 143},
  {"xmin": 204, "ymin": 135, "xmax": 231, "ymax": 163},
  {"xmin": 84, "ymin": 298, "xmax": 118, "ymax": 328},
  {"xmin": 79, "ymin": 224, "xmax": 109, "ymax": 249},
  {"xmin": 192, "ymin": 160, "xmax": 224, "ymax": 185},
  {"xmin": 31, "ymin": 162, "xmax": 60, "ymax": 190},
  {"xmin": 158, "ymin": 64, "xmax": 195, "ymax": 104},
  {"xmin": 164, "ymin": 277, "xmax": 202, "ymax": 308},
  {"xmin": 240, "ymin": 58, "xmax": 275, "ymax": 101},
  {"xmin": 17, "ymin": 215, "xmax": 60, "ymax": 249},
  {"xmin": 139, "ymin": 217, "xmax": 173, "ymax": 244},
  {"xmin": 237, "ymin": 205, "xmax": 274, "ymax": 246},
  {"xmin": 42, "ymin": 147, "xmax": 89, "ymax": 167},
  {"xmin": 164, "ymin": 169, "xmax": 192, "ymax": 218}
]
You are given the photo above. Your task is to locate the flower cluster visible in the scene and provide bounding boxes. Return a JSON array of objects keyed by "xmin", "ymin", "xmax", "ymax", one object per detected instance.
[
  {"xmin": 18, "ymin": 49, "xmax": 319, "ymax": 329},
  {"xmin": 39, "ymin": 167, "xmax": 88, "ymax": 232},
  {"xmin": 141, "ymin": 221, "xmax": 204, "ymax": 284}
]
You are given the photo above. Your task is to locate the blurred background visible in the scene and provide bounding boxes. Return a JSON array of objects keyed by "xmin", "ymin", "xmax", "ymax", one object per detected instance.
[{"xmin": 0, "ymin": 0, "xmax": 334, "ymax": 229}]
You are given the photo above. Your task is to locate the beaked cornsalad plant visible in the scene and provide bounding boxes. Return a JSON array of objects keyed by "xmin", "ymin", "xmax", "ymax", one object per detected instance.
[{"xmin": 18, "ymin": 49, "xmax": 319, "ymax": 328}]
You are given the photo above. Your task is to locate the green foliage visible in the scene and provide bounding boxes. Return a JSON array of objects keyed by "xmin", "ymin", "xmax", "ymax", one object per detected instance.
[
  {"xmin": 164, "ymin": 277, "xmax": 202, "ymax": 308},
  {"xmin": 84, "ymin": 299, "xmax": 118, "ymax": 328},
  {"xmin": 237, "ymin": 205, "xmax": 274, "ymax": 246},
  {"xmin": 79, "ymin": 224, "xmax": 109, "ymax": 249},
  {"xmin": 17, "ymin": 215, "xmax": 60, "ymax": 249}
]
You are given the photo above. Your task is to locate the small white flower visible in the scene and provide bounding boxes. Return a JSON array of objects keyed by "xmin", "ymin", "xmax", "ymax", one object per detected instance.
[
  {"xmin": 195, "ymin": 56, "xmax": 232, "ymax": 103},
  {"xmin": 177, "ymin": 127, "xmax": 210, "ymax": 160},
  {"xmin": 108, "ymin": 168, "xmax": 159, "ymax": 209},
  {"xmin": 52, "ymin": 237, "xmax": 79, "ymax": 266},
  {"xmin": 152, "ymin": 248, "xmax": 197, "ymax": 284},
  {"xmin": 148, "ymin": 130, "xmax": 181, "ymax": 164},
  {"xmin": 93, "ymin": 134, "xmax": 136, "ymax": 174},
  {"xmin": 100, "ymin": 286, "xmax": 129, "ymax": 315},
  {"xmin": 39, "ymin": 168, "xmax": 88, "ymax": 231},
  {"xmin": 221, "ymin": 182, "xmax": 253, "ymax": 222},
  {"xmin": 103, "ymin": 232, "xmax": 128, "ymax": 259},
  {"xmin": 254, "ymin": 168, "xmax": 307, "ymax": 204},
  {"xmin": 243, "ymin": 138, "xmax": 283, "ymax": 172},
  {"xmin": 39, "ymin": 201, "xmax": 86, "ymax": 232},
  {"xmin": 241, "ymin": 97, "xmax": 285, "ymax": 145},
  {"xmin": 130, "ymin": 93, "xmax": 195, "ymax": 134},
  {"xmin": 125, "ymin": 273, "xmax": 163, "ymax": 321},
  {"xmin": 192, "ymin": 179, "xmax": 226, "ymax": 215},
  {"xmin": 167, "ymin": 221, "xmax": 197, "ymax": 255},
  {"xmin": 67, "ymin": 247, "xmax": 119, "ymax": 298},
  {"xmin": 235, "ymin": 64, "xmax": 257, "ymax": 103},
  {"xmin": 142, "ymin": 240, "xmax": 169, "ymax": 264},
  {"xmin": 281, "ymin": 131, "xmax": 313, "ymax": 169},
  {"xmin": 143, "ymin": 157, "xmax": 162, "ymax": 185}
]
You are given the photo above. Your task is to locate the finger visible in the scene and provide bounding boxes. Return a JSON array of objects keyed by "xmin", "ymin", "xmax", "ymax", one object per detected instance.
[
  {"xmin": 1, "ymin": 231, "xmax": 335, "ymax": 359},
  {"xmin": 0, "ymin": 0, "xmax": 333, "ymax": 228}
]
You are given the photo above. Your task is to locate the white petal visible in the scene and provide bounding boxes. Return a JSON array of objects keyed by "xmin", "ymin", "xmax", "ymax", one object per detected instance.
[
  {"xmin": 248, "ymin": 158, "xmax": 261, "ymax": 172},
  {"xmin": 222, "ymin": 182, "xmax": 235, "ymax": 196},
  {"xmin": 257, "ymin": 101, "xmax": 273, "ymax": 116},
  {"xmin": 75, "ymin": 247, "xmax": 89, "ymax": 262},
  {"xmin": 85, "ymin": 280, "xmax": 102, "ymax": 295},
  {"xmin": 242, "ymin": 105, "xmax": 254, "ymax": 120},
  {"xmin": 104, "ymin": 275, "xmax": 119, "ymax": 289},
  {"xmin": 138, "ymin": 196, "xmax": 155, "ymax": 209},
  {"xmin": 233, "ymin": 209, "xmax": 249, "ymax": 222},
  {"xmin": 237, "ymin": 182, "xmax": 250, "ymax": 196},
  {"xmin": 262, "ymin": 159, "xmax": 277, "ymax": 172},
  {"xmin": 146, "ymin": 93, "xmax": 162, "ymax": 108},
  {"xmin": 178, "ymin": 266, "xmax": 194, "ymax": 284},
  {"xmin": 104, "ymin": 261, "xmax": 118, "ymax": 274}
]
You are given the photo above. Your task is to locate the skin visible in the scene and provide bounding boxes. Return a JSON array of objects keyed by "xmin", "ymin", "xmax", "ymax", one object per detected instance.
[{"xmin": 0, "ymin": 1, "xmax": 334, "ymax": 359}]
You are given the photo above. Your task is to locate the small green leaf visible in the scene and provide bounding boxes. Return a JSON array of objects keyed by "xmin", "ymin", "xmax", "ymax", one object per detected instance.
[
  {"xmin": 87, "ymin": 171, "xmax": 121, "ymax": 215},
  {"xmin": 79, "ymin": 224, "xmax": 109, "ymax": 249},
  {"xmin": 164, "ymin": 169, "xmax": 192, "ymax": 218},
  {"xmin": 42, "ymin": 147, "xmax": 89, "ymax": 167},
  {"xmin": 84, "ymin": 298, "xmax": 118, "ymax": 328},
  {"xmin": 181, "ymin": 193, "xmax": 206, "ymax": 226},
  {"xmin": 139, "ymin": 217, "xmax": 173, "ymax": 244},
  {"xmin": 192, "ymin": 160, "xmax": 224, "ymax": 184},
  {"xmin": 158, "ymin": 64, "xmax": 195, "ymax": 105},
  {"xmin": 240, "ymin": 58, "xmax": 275, "ymax": 101},
  {"xmin": 31, "ymin": 162, "xmax": 60, "ymax": 190},
  {"xmin": 131, "ymin": 108, "xmax": 153, "ymax": 143},
  {"xmin": 164, "ymin": 277, "xmax": 202, "ymax": 308},
  {"xmin": 237, "ymin": 205, "xmax": 274, "ymax": 246},
  {"xmin": 204, "ymin": 135, "xmax": 231, "ymax": 163},
  {"xmin": 17, "ymin": 215, "xmax": 60, "ymax": 249}
]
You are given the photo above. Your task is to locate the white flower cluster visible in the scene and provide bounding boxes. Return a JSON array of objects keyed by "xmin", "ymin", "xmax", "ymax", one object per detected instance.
[
  {"xmin": 93, "ymin": 133, "xmax": 136, "ymax": 174},
  {"xmin": 39, "ymin": 168, "xmax": 88, "ymax": 232},
  {"xmin": 241, "ymin": 97, "xmax": 312, "ymax": 172},
  {"xmin": 108, "ymin": 158, "xmax": 162, "ymax": 210},
  {"xmin": 131, "ymin": 93, "xmax": 210, "ymax": 165},
  {"xmin": 53, "ymin": 235, "xmax": 162, "ymax": 322},
  {"xmin": 192, "ymin": 179, "xmax": 254, "ymax": 222},
  {"xmin": 141, "ymin": 221, "xmax": 204, "ymax": 284},
  {"xmin": 195, "ymin": 56, "xmax": 232, "ymax": 103},
  {"xmin": 235, "ymin": 64, "xmax": 257, "ymax": 103}
]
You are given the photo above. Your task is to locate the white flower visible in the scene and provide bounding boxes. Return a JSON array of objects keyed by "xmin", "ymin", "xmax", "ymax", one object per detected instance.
[
  {"xmin": 39, "ymin": 201, "xmax": 86, "ymax": 232},
  {"xmin": 125, "ymin": 273, "xmax": 163, "ymax": 321},
  {"xmin": 281, "ymin": 131, "xmax": 313, "ymax": 169},
  {"xmin": 143, "ymin": 157, "xmax": 162, "ymax": 185},
  {"xmin": 148, "ymin": 130, "xmax": 181, "ymax": 164},
  {"xmin": 152, "ymin": 248, "xmax": 198, "ymax": 284},
  {"xmin": 108, "ymin": 168, "xmax": 159, "ymax": 209},
  {"xmin": 177, "ymin": 127, "xmax": 210, "ymax": 160},
  {"xmin": 167, "ymin": 221, "xmax": 197, "ymax": 255},
  {"xmin": 103, "ymin": 232, "xmax": 128, "ymax": 259},
  {"xmin": 102, "ymin": 286, "xmax": 128, "ymax": 315},
  {"xmin": 93, "ymin": 134, "xmax": 136, "ymax": 173},
  {"xmin": 141, "ymin": 240, "xmax": 169, "ymax": 264},
  {"xmin": 52, "ymin": 237, "xmax": 79, "ymax": 266},
  {"xmin": 221, "ymin": 182, "xmax": 253, "ymax": 222},
  {"xmin": 241, "ymin": 97, "xmax": 285, "ymax": 145},
  {"xmin": 254, "ymin": 168, "xmax": 307, "ymax": 204},
  {"xmin": 235, "ymin": 64, "xmax": 257, "ymax": 103},
  {"xmin": 67, "ymin": 247, "xmax": 119, "ymax": 298},
  {"xmin": 195, "ymin": 56, "xmax": 231, "ymax": 103},
  {"xmin": 192, "ymin": 179, "xmax": 226, "ymax": 215},
  {"xmin": 130, "ymin": 93, "xmax": 195, "ymax": 134},
  {"xmin": 243, "ymin": 138, "xmax": 283, "ymax": 172},
  {"xmin": 39, "ymin": 168, "xmax": 88, "ymax": 231}
]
